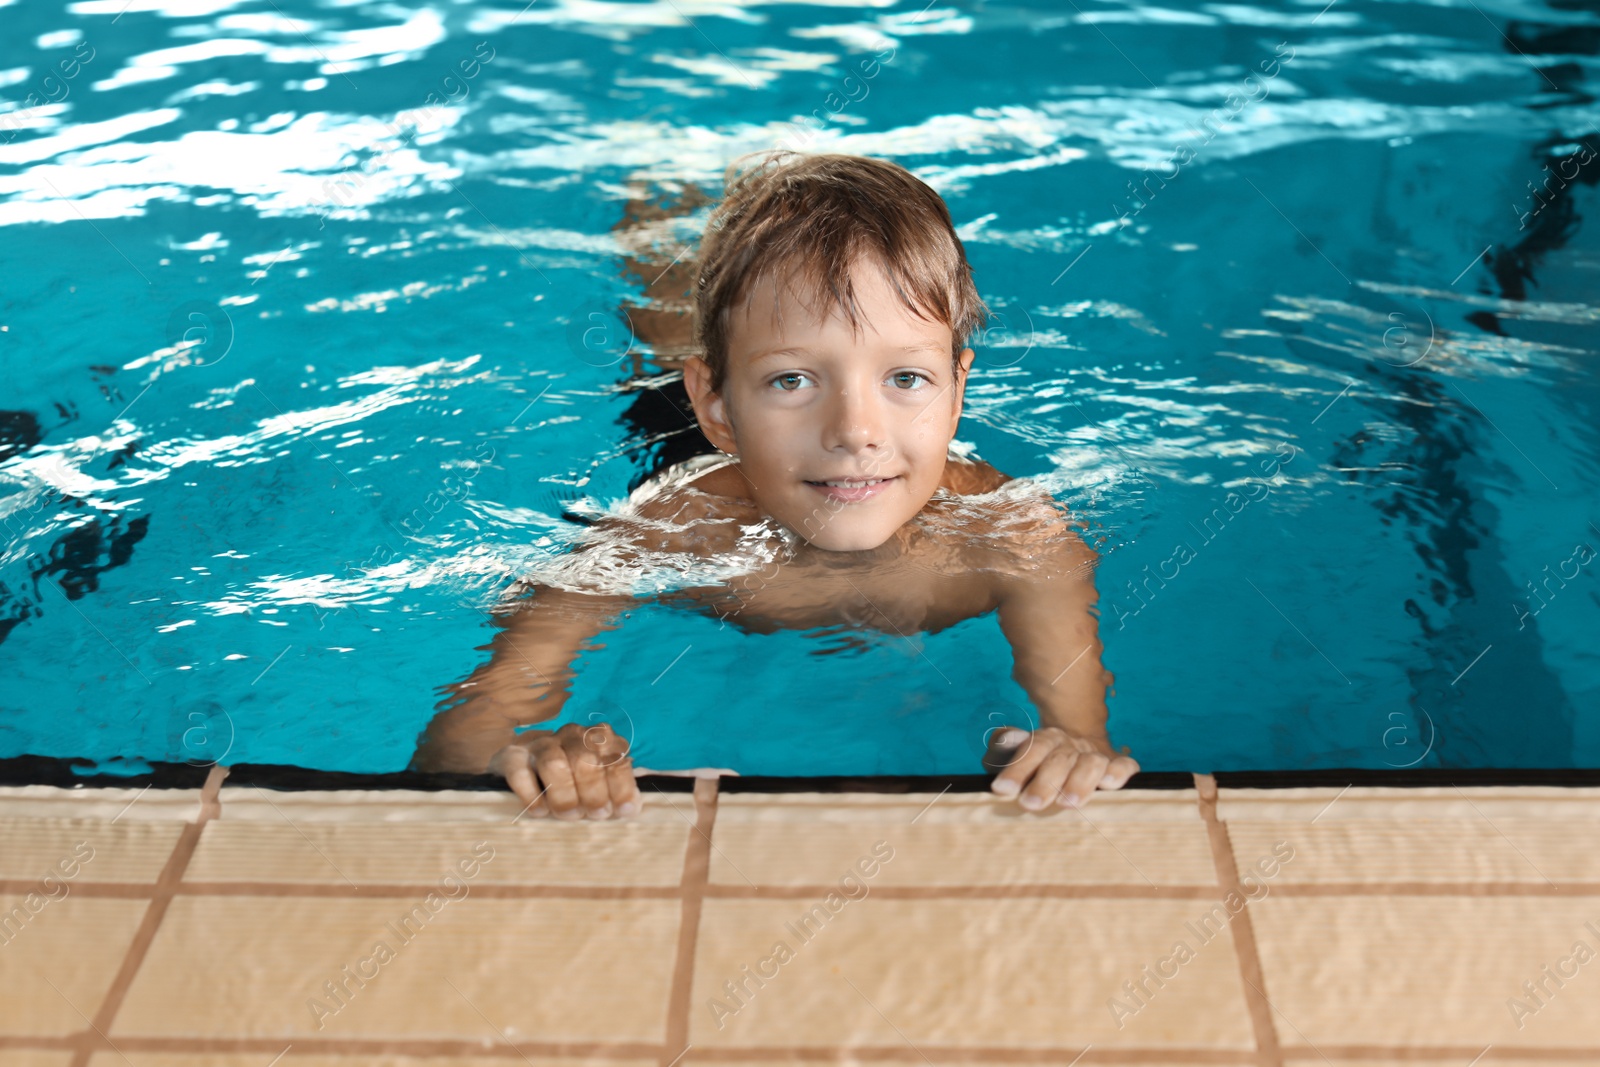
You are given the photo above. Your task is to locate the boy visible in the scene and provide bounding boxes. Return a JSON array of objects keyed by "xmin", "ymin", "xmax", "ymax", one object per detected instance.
[{"xmin": 411, "ymin": 151, "xmax": 1138, "ymax": 818}]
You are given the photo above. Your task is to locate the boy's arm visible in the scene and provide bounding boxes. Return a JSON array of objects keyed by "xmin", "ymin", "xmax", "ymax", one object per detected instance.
[
  {"xmin": 413, "ymin": 582, "xmax": 646, "ymax": 820},
  {"xmin": 411, "ymin": 584, "xmax": 636, "ymax": 776},
  {"xmin": 987, "ymin": 517, "xmax": 1139, "ymax": 810}
]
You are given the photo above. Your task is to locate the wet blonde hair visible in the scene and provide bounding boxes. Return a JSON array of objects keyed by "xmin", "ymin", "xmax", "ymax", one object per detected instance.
[{"xmin": 693, "ymin": 150, "xmax": 990, "ymax": 395}]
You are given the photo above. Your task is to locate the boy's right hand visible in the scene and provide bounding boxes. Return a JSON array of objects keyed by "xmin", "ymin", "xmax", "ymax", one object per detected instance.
[
  {"xmin": 982, "ymin": 726, "xmax": 1139, "ymax": 811},
  {"xmin": 490, "ymin": 721, "xmax": 641, "ymax": 820}
]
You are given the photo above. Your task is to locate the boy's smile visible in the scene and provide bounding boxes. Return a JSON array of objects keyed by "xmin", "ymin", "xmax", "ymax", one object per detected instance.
[
  {"xmin": 685, "ymin": 256, "xmax": 976, "ymax": 553},
  {"xmin": 805, "ymin": 477, "xmax": 893, "ymax": 503}
]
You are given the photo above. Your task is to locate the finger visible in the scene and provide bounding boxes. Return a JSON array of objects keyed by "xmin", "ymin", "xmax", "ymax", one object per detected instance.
[
  {"xmin": 1100, "ymin": 754, "xmax": 1140, "ymax": 790},
  {"xmin": 606, "ymin": 756, "xmax": 641, "ymax": 817},
  {"xmin": 531, "ymin": 742, "xmax": 582, "ymax": 820},
  {"xmin": 584, "ymin": 722, "xmax": 631, "ymax": 769},
  {"xmin": 561, "ymin": 728, "xmax": 614, "ymax": 818},
  {"xmin": 990, "ymin": 729, "xmax": 1059, "ymax": 798},
  {"xmin": 1018, "ymin": 749, "xmax": 1074, "ymax": 812},
  {"xmin": 981, "ymin": 726, "xmax": 1033, "ymax": 774},
  {"xmin": 498, "ymin": 747, "xmax": 547, "ymax": 817},
  {"xmin": 1059, "ymin": 751, "xmax": 1110, "ymax": 808}
]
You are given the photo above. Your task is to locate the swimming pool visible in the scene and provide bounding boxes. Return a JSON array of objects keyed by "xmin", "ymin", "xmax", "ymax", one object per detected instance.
[{"xmin": 1, "ymin": 0, "xmax": 1596, "ymax": 777}]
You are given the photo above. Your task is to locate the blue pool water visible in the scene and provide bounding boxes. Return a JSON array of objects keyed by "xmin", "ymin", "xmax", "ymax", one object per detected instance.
[{"xmin": 1, "ymin": 0, "xmax": 1597, "ymax": 776}]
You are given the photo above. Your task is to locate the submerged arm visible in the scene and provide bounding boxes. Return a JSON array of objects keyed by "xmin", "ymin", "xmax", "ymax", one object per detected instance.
[
  {"xmin": 411, "ymin": 583, "xmax": 637, "ymax": 774},
  {"xmin": 998, "ymin": 538, "xmax": 1114, "ymax": 734},
  {"xmin": 988, "ymin": 515, "xmax": 1138, "ymax": 808},
  {"xmin": 414, "ymin": 495, "xmax": 702, "ymax": 818}
]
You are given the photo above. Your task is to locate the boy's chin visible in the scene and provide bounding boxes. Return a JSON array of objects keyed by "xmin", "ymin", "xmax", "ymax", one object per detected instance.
[{"xmin": 796, "ymin": 520, "xmax": 904, "ymax": 554}]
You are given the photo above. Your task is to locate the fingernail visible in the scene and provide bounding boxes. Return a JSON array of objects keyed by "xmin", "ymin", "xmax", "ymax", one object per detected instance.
[
  {"xmin": 596, "ymin": 804, "xmax": 613, "ymax": 819},
  {"xmin": 992, "ymin": 778, "xmax": 1019, "ymax": 797},
  {"xmin": 1002, "ymin": 729, "xmax": 1028, "ymax": 744},
  {"xmin": 1019, "ymin": 794, "xmax": 1042, "ymax": 810},
  {"xmin": 1101, "ymin": 775, "xmax": 1117, "ymax": 788},
  {"xmin": 1060, "ymin": 793, "xmax": 1081, "ymax": 808},
  {"xmin": 618, "ymin": 801, "xmax": 638, "ymax": 816}
]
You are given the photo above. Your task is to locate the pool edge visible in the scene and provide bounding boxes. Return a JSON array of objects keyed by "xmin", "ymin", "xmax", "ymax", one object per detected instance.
[{"xmin": 5, "ymin": 754, "xmax": 1600, "ymax": 792}]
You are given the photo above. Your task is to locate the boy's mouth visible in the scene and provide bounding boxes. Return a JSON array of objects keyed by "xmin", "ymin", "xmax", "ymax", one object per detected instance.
[{"xmin": 803, "ymin": 476, "xmax": 897, "ymax": 503}]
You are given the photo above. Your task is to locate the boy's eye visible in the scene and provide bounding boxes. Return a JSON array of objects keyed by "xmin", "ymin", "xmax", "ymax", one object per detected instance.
[
  {"xmin": 770, "ymin": 373, "xmax": 810, "ymax": 391},
  {"xmin": 890, "ymin": 371, "xmax": 929, "ymax": 390}
]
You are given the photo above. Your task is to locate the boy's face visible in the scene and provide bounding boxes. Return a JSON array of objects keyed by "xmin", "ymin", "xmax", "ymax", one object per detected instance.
[{"xmin": 685, "ymin": 258, "xmax": 975, "ymax": 553}]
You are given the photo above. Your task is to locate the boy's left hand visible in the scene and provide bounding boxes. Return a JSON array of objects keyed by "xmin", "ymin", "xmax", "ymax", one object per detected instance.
[{"xmin": 983, "ymin": 727, "xmax": 1139, "ymax": 812}]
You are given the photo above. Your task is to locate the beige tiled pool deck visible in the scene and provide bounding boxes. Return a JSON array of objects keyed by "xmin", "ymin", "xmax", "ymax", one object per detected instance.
[{"xmin": 3, "ymin": 767, "xmax": 1600, "ymax": 1065}]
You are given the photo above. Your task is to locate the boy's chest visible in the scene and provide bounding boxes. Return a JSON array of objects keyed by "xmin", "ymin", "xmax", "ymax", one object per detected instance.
[{"xmin": 679, "ymin": 549, "xmax": 1003, "ymax": 636}]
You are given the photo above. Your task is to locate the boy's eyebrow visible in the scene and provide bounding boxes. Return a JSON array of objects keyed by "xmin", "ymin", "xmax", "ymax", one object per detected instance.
[{"xmin": 749, "ymin": 347, "xmax": 805, "ymax": 363}]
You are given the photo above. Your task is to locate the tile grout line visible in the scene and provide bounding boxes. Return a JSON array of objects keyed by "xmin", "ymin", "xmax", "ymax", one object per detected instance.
[
  {"xmin": 67, "ymin": 763, "xmax": 230, "ymax": 1067},
  {"xmin": 202, "ymin": 764, "xmax": 226, "ymax": 821},
  {"xmin": 21, "ymin": 878, "xmax": 1600, "ymax": 899},
  {"xmin": 151, "ymin": 882, "xmax": 1229, "ymax": 898},
  {"xmin": 24, "ymin": 1033, "xmax": 1600, "ymax": 1060},
  {"xmin": 661, "ymin": 775, "xmax": 719, "ymax": 1065},
  {"xmin": 1194, "ymin": 773, "xmax": 1283, "ymax": 1067}
]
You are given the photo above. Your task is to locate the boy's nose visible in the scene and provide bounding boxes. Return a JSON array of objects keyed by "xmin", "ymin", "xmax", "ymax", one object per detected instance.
[{"xmin": 820, "ymin": 386, "xmax": 888, "ymax": 455}]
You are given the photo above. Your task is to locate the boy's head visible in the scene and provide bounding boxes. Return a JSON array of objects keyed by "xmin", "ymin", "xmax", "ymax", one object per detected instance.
[{"xmin": 684, "ymin": 151, "xmax": 990, "ymax": 553}]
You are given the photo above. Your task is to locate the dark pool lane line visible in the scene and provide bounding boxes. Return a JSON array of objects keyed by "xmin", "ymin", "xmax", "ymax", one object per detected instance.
[{"xmin": 3, "ymin": 754, "xmax": 1599, "ymax": 793}]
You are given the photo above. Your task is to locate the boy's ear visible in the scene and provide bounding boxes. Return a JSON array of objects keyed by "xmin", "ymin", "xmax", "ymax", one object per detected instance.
[
  {"xmin": 683, "ymin": 355, "xmax": 739, "ymax": 454},
  {"xmin": 950, "ymin": 347, "xmax": 975, "ymax": 432}
]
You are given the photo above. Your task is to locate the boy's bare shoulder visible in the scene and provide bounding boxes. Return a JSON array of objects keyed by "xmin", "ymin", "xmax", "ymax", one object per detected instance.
[
  {"xmin": 587, "ymin": 461, "xmax": 760, "ymax": 558},
  {"xmin": 940, "ymin": 456, "xmax": 1012, "ymax": 495},
  {"xmin": 637, "ymin": 461, "xmax": 757, "ymax": 524},
  {"xmin": 510, "ymin": 460, "xmax": 760, "ymax": 598},
  {"xmin": 925, "ymin": 465, "xmax": 1099, "ymax": 581},
  {"xmin": 681, "ymin": 460, "xmax": 755, "ymax": 504}
]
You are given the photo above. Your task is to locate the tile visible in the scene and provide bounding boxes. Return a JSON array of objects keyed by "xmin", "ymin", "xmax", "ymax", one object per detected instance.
[
  {"xmin": 92, "ymin": 1057, "xmax": 656, "ymax": 1066},
  {"xmin": 0, "ymin": 817, "xmax": 184, "ymax": 884},
  {"xmin": 0, "ymin": 786, "xmax": 203, "ymax": 822},
  {"xmin": 1252, "ymin": 895, "xmax": 1600, "ymax": 1047},
  {"xmin": 1227, "ymin": 819, "xmax": 1593, "ymax": 885},
  {"xmin": 187, "ymin": 816, "xmax": 689, "ymax": 887},
  {"xmin": 710, "ymin": 791, "xmax": 1214, "ymax": 887},
  {"xmin": 1295, "ymin": 1063, "xmax": 1578, "ymax": 1067},
  {"xmin": 0, "ymin": 896, "xmax": 149, "ymax": 1036},
  {"xmin": 690, "ymin": 897, "xmax": 1257, "ymax": 1049},
  {"xmin": 1220, "ymin": 787, "xmax": 1600, "ymax": 884},
  {"xmin": 691, "ymin": 1062, "xmax": 1250, "ymax": 1067},
  {"xmin": 1216, "ymin": 785, "xmax": 1600, "ymax": 823},
  {"xmin": 213, "ymin": 787, "xmax": 550, "ymax": 823},
  {"xmin": 691, "ymin": 1063, "xmax": 1250, "ymax": 1067},
  {"xmin": 114, "ymin": 895, "xmax": 682, "ymax": 1041}
]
